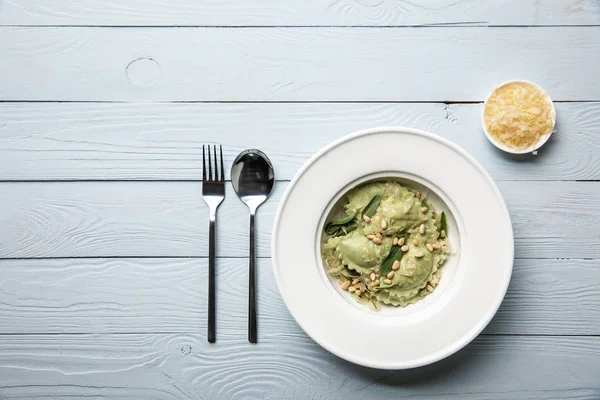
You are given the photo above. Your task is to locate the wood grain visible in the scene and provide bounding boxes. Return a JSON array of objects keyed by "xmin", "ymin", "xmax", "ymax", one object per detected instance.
[
  {"xmin": 1, "ymin": 27, "xmax": 599, "ymax": 101},
  {"xmin": 1, "ymin": 0, "xmax": 598, "ymax": 26},
  {"xmin": 0, "ymin": 333, "xmax": 598, "ymax": 399},
  {"xmin": 0, "ymin": 181, "xmax": 597, "ymax": 259},
  {"xmin": 0, "ymin": 258, "xmax": 597, "ymax": 335},
  {"xmin": 1, "ymin": 102, "xmax": 598, "ymax": 181}
]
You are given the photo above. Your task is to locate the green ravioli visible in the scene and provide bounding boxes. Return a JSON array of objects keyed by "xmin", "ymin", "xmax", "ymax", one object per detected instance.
[{"xmin": 321, "ymin": 180, "xmax": 450, "ymax": 309}]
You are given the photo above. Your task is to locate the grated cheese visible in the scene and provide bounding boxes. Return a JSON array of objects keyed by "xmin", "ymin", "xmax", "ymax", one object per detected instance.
[{"xmin": 483, "ymin": 81, "xmax": 555, "ymax": 150}]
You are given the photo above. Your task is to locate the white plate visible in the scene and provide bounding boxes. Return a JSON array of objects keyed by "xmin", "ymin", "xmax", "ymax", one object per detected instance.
[{"xmin": 272, "ymin": 127, "xmax": 514, "ymax": 370}]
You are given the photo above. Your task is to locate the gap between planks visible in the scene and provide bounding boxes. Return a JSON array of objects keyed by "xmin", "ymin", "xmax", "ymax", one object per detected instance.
[
  {"xmin": 0, "ymin": 256, "xmax": 596, "ymax": 261},
  {"xmin": 0, "ymin": 180, "xmax": 598, "ymax": 183},
  {"xmin": 0, "ymin": 332, "xmax": 596, "ymax": 337},
  {"xmin": 2, "ymin": 25, "xmax": 600, "ymax": 28},
  {"xmin": 1, "ymin": 100, "xmax": 600, "ymax": 104}
]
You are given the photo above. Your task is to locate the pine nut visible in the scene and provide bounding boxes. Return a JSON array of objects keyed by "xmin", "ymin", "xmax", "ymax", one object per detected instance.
[
  {"xmin": 441, "ymin": 230, "xmax": 446, "ymax": 238},
  {"xmin": 376, "ymin": 232, "xmax": 382, "ymax": 239},
  {"xmin": 412, "ymin": 239, "xmax": 420, "ymax": 246},
  {"xmin": 426, "ymin": 284, "xmax": 434, "ymax": 293},
  {"xmin": 415, "ymin": 251, "xmax": 425, "ymax": 258},
  {"xmin": 419, "ymin": 224, "xmax": 425, "ymax": 235},
  {"xmin": 387, "ymin": 271, "xmax": 395, "ymax": 279},
  {"xmin": 420, "ymin": 207, "xmax": 428, "ymax": 213},
  {"xmin": 416, "ymin": 191, "xmax": 422, "ymax": 199},
  {"xmin": 384, "ymin": 279, "xmax": 392, "ymax": 285},
  {"xmin": 426, "ymin": 243, "xmax": 434, "ymax": 252},
  {"xmin": 352, "ymin": 278, "xmax": 359, "ymax": 285},
  {"xmin": 372, "ymin": 237, "xmax": 382, "ymax": 245},
  {"xmin": 381, "ymin": 220, "xmax": 387, "ymax": 229},
  {"xmin": 363, "ymin": 215, "xmax": 371, "ymax": 223},
  {"xmin": 341, "ymin": 281, "xmax": 351, "ymax": 290},
  {"xmin": 348, "ymin": 286, "xmax": 356, "ymax": 292},
  {"xmin": 401, "ymin": 245, "xmax": 409, "ymax": 252},
  {"xmin": 398, "ymin": 237, "xmax": 405, "ymax": 246},
  {"xmin": 373, "ymin": 279, "xmax": 380, "ymax": 286},
  {"xmin": 392, "ymin": 260, "xmax": 400, "ymax": 270},
  {"xmin": 370, "ymin": 272, "xmax": 376, "ymax": 281},
  {"xmin": 393, "ymin": 237, "xmax": 398, "ymax": 246},
  {"xmin": 367, "ymin": 234, "xmax": 376, "ymax": 240},
  {"xmin": 359, "ymin": 283, "xmax": 366, "ymax": 292},
  {"xmin": 432, "ymin": 243, "xmax": 441, "ymax": 250}
]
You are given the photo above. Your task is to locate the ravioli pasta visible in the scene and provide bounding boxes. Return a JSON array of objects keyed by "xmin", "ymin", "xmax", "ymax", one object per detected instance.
[{"xmin": 321, "ymin": 181, "xmax": 450, "ymax": 309}]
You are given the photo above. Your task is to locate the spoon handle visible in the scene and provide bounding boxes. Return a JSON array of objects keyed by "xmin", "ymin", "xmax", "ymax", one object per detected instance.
[{"xmin": 248, "ymin": 212, "xmax": 257, "ymax": 343}]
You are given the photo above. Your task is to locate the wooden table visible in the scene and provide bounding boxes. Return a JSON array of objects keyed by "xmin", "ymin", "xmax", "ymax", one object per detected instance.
[{"xmin": 1, "ymin": 1, "xmax": 599, "ymax": 398}]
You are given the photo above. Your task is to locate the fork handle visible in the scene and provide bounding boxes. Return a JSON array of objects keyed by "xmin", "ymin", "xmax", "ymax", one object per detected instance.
[
  {"xmin": 208, "ymin": 214, "xmax": 216, "ymax": 343},
  {"xmin": 248, "ymin": 212, "xmax": 257, "ymax": 343}
]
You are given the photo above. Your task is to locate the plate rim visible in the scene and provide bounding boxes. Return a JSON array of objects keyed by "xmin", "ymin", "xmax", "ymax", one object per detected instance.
[{"xmin": 271, "ymin": 126, "xmax": 514, "ymax": 369}]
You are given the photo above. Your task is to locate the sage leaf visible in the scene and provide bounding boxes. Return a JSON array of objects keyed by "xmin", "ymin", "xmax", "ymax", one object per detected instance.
[
  {"xmin": 439, "ymin": 211, "xmax": 448, "ymax": 234},
  {"xmin": 326, "ymin": 213, "xmax": 358, "ymax": 237},
  {"xmin": 328, "ymin": 213, "xmax": 355, "ymax": 226},
  {"xmin": 362, "ymin": 195, "xmax": 381, "ymax": 218},
  {"xmin": 380, "ymin": 245, "xmax": 404, "ymax": 276}
]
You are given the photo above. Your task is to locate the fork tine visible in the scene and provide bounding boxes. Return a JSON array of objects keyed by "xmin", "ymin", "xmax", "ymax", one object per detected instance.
[
  {"xmin": 202, "ymin": 145, "xmax": 207, "ymax": 181},
  {"xmin": 213, "ymin": 145, "xmax": 219, "ymax": 181},
  {"xmin": 220, "ymin": 145, "xmax": 225, "ymax": 181},
  {"xmin": 207, "ymin": 145, "xmax": 213, "ymax": 180}
]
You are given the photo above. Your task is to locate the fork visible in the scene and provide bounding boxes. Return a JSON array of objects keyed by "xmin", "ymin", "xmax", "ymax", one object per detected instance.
[{"xmin": 202, "ymin": 144, "xmax": 225, "ymax": 343}]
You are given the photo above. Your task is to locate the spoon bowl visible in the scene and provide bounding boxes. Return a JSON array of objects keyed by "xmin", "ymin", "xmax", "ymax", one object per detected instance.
[{"xmin": 231, "ymin": 149, "xmax": 275, "ymax": 211}]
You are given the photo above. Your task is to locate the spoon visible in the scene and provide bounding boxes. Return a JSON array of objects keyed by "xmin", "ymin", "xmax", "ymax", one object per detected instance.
[{"xmin": 231, "ymin": 149, "xmax": 275, "ymax": 343}]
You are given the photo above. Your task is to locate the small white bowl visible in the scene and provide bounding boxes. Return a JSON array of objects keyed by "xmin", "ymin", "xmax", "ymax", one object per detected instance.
[{"xmin": 481, "ymin": 80, "xmax": 556, "ymax": 154}]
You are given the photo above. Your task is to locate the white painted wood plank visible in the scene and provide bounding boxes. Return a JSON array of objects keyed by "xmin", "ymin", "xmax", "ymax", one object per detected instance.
[
  {"xmin": 1, "ymin": 27, "xmax": 599, "ymax": 101},
  {"xmin": 1, "ymin": 0, "xmax": 598, "ymax": 26},
  {"xmin": 0, "ymin": 181, "xmax": 597, "ymax": 259},
  {"xmin": 0, "ymin": 258, "xmax": 597, "ymax": 335},
  {"xmin": 0, "ymin": 333, "xmax": 598, "ymax": 399},
  {"xmin": 485, "ymin": 258, "xmax": 600, "ymax": 335},
  {"xmin": 1, "ymin": 102, "xmax": 598, "ymax": 181}
]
